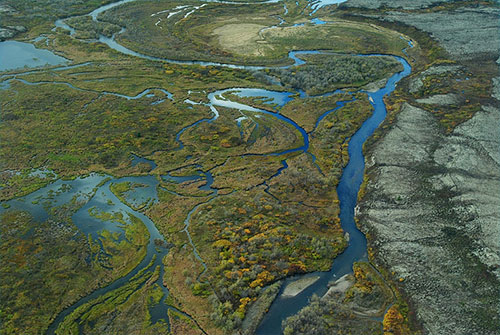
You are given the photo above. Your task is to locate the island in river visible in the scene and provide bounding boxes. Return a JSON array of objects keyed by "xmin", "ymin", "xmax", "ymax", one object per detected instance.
[{"xmin": 0, "ymin": 0, "xmax": 498, "ymax": 335}]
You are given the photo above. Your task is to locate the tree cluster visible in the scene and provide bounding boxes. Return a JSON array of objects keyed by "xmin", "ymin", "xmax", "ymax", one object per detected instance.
[{"xmin": 271, "ymin": 54, "xmax": 403, "ymax": 94}]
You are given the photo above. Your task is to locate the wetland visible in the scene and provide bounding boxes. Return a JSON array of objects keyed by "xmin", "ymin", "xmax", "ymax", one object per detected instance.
[{"xmin": 1, "ymin": 0, "xmax": 498, "ymax": 334}]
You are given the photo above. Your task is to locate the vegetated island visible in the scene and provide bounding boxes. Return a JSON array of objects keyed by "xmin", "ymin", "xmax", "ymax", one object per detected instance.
[{"xmin": 0, "ymin": 0, "xmax": 498, "ymax": 335}]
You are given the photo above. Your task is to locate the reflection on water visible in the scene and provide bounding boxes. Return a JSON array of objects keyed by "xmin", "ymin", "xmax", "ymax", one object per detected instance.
[
  {"xmin": 0, "ymin": 41, "xmax": 67, "ymax": 71},
  {"xmin": 256, "ymin": 55, "xmax": 412, "ymax": 335},
  {"xmin": 231, "ymin": 88, "xmax": 295, "ymax": 107},
  {"xmin": 1, "ymin": 0, "xmax": 414, "ymax": 333},
  {"xmin": 3, "ymin": 168, "xmax": 215, "ymax": 334},
  {"xmin": 310, "ymin": 0, "xmax": 348, "ymax": 13}
]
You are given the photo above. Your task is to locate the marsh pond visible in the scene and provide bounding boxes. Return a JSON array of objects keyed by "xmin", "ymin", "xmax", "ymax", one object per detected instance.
[{"xmin": 2, "ymin": 0, "xmax": 498, "ymax": 334}]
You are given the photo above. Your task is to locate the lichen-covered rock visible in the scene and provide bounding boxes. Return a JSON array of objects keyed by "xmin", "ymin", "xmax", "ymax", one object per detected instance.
[
  {"xmin": 0, "ymin": 28, "xmax": 16, "ymax": 40},
  {"xmin": 342, "ymin": 0, "xmax": 449, "ymax": 10},
  {"xmin": 0, "ymin": 4, "xmax": 16, "ymax": 13},
  {"xmin": 0, "ymin": 25, "xmax": 26, "ymax": 41},
  {"xmin": 360, "ymin": 101, "xmax": 500, "ymax": 334},
  {"xmin": 342, "ymin": 0, "xmax": 500, "ymax": 61},
  {"xmin": 382, "ymin": 7, "xmax": 500, "ymax": 60},
  {"xmin": 351, "ymin": 1, "xmax": 500, "ymax": 333},
  {"xmin": 416, "ymin": 93, "xmax": 460, "ymax": 105}
]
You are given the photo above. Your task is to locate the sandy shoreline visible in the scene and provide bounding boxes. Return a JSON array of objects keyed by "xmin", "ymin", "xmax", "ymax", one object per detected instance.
[{"xmin": 281, "ymin": 276, "xmax": 320, "ymax": 298}]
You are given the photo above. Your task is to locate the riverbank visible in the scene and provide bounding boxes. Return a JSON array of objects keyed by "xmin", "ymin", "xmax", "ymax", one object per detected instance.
[
  {"xmin": 281, "ymin": 276, "xmax": 320, "ymax": 297},
  {"xmin": 344, "ymin": 1, "xmax": 500, "ymax": 334},
  {"xmin": 2, "ymin": 0, "xmax": 480, "ymax": 334}
]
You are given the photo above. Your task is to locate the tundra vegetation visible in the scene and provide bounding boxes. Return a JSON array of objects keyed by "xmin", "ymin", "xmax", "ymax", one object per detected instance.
[
  {"xmin": 1, "ymin": 0, "xmax": 497, "ymax": 334},
  {"xmin": 0, "ymin": 201, "xmax": 150, "ymax": 334},
  {"xmin": 282, "ymin": 262, "xmax": 397, "ymax": 335},
  {"xmin": 96, "ymin": 0, "xmax": 407, "ymax": 65},
  {"xmin": 270, "ymin": 54, "xmax": 404, "ymax": 95}
]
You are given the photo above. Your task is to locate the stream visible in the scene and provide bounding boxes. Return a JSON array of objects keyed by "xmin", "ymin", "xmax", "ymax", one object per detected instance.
[
  {"xmin": 255, "ymin": 55, "xmax": 411, "ymax": 333},
  {"xmin": 0, "ymin": 0, "xmax": 412, "ymax": 333}
]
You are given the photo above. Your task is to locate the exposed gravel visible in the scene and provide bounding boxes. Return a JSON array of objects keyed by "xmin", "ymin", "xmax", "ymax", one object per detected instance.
[
  {"xmin": 342, "ymin": 0, "xmax": 500, "ymax": 61},
  {"xmin": 378, "ymin": 7, "xmax": 500, "ymax": 60},
  {"xmin": 281, "ymin": 276, "xmax": 320, "ymax": 297},
  {"xmin": 0, "ymin": 25, "xmax": 26, "ymax": 41},
  {"xmin": 416, "ymin": 93, "xmax": 460, "ymax": 105}
]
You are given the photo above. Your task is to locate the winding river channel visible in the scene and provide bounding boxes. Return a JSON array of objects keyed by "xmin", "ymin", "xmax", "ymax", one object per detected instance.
[{"xmin": 0, "ymin": 0, "xmax": 413, "ymax": 333}]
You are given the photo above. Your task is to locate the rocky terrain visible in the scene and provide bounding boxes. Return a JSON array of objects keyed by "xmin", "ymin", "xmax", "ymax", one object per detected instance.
[
  {"xmin": 0, "ymin": 26, "xmax": 26, "ymax": 41},
  {"xmin": 360, "ymin": 100, "xmax": 500, "ymax": 334},
  {"xmin": 342, "ymin": 1, "xmax": 499, "ymax": 61},
  {"xmin": 355, "ymin": 0, "xmax": 500, "ymax": 334},
  {"xmin": 0, "ymin": 5, "xmax": 25, "ymax": 40},
  {"xmin": 342, "ymin": 0, "xmax": 450, "ymax": 10}
]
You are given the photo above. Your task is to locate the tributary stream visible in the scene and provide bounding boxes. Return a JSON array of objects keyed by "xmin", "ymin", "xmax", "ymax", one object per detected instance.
[{"xmin": 0, "ymin": 0, "xmax": 412, "ymax": 333}]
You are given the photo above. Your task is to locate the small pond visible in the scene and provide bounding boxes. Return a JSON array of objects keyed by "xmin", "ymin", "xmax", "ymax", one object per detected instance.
[{"xmin": 0, "ymin": 41, "xmax": 68, "ymax": 72}]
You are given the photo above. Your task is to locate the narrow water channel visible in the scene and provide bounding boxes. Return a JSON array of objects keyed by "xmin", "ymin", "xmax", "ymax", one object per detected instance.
[
  {"xmin": 256, "ymin": 56, "xmax": 411, "ymax": 333},
  {"xmin": 0, "ymin": 0, "xmax": 413, "ymax": 333},
  {"xmin": 38, "ymin": 51, "xmax": 410, "ymax": 334}
]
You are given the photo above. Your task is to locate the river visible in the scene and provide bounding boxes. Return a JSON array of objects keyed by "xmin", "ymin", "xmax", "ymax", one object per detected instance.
[
  {"xmin": 256, "ymin": 55, "xmax": 411, "ymax": 333},
  {"xmin": 0, "ymin": 0, "xmax": 412, "ymax": 333}
]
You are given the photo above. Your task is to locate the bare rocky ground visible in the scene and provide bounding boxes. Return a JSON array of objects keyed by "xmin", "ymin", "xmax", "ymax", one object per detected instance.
[
  {"xmin": 0, "ymin": 5, "xmax": 25, "ymax": 41},
  {"xmin": 370, "ymin": 7, "xmax": 499, "ymax": 61},
  {"xmin": 0, "ymin": 25, "xmax": 26, "ymax": 40},
  {"xmin": 342, "ymin": 2, "xmax": 500, "ymax": 61},
  {"xmin": 342, "ymin": 0, "xmax": 451, "ymax": 10},
  {"xmin": 360, "ymin": 100, "xmax": 500, "ymax": 335},
  {"xmin": 353, "ymin": 0, "xmax": 500, "ymax": 334}
]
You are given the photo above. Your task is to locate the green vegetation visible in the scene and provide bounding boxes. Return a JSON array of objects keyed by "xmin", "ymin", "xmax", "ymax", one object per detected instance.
[
  {"xmin": 187, "ymin": 189, "xmax": 346, "ymax": 332},
  {"xmin": 310, "ymin": 95, "xmax": 374, "ymax": 181},
  {"xmin": 0, "ymin": 0, "xmax": 116, "ymax": 38},
  {"xmin": 410, "ymin": 62, "xmax": 495, "ymax": 132},
  {"xmin": 168, "ymin": 309, "xmax": 204, "ymax": 335},
  {"xmin": 97, "ymin": 0, "xmax": 407, "ymax": 65},
  {"xmin": 66, "ymin": 15, "xmax": 121, "ymax": 39},
  {"xmin": 151, "ymin": 104, "xmax": 303, "ymax": 177},
  {"xmin": 162, "ymin": 243, "xmax": 223, "ymax": 335},
  {"xmin": 0, "ymin": 205, "xmax": 149, "ymax": 335},
  {"xmin": 0, "ymin": 78, "xmax": 211, "ymax": 176},
  {"xmin": 282, "ymin": 262, "xmax": 397, "ymax": 335},
  {"xmin": 110, "ymin": 181, "xmax": 152, "ymax": 210},
  {"xmin": 110, "ymin": 181, "xmax": 135, "ymax": 202},
  {"xmin": 332, "ymin": 2, "xmax": 498, "ymax": 136},
  {"xmin": 99, "ymin": 0, "xmax": 284, "ymax": 64},
  {"xmin": 271, "ymin": 54, "xmax": 403, "ymax": 95},
  {"xmin": 88, "ymin": 208, "xmax": 150, "ymax": 273},
  {"xmin": 55, "ymin": 261, "xmax": 170, "ymax": 335},
  {"xmin": 0, "ymin": 169, "xmax": 56, "ymax": 200}
]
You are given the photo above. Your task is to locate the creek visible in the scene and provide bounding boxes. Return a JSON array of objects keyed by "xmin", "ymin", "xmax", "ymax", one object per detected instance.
[
  {"xmin": 0, "ymin": 0, "xmax": 411, "ymax": 333},
  {"xmin": 256, "ymin": 55, "xmax": 411, "ymax": 333}
]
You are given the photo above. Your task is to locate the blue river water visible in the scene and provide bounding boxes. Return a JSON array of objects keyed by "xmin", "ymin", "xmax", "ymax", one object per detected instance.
[
  {"xmin": 0, "ymin": 0, "xmax": 412, "ymax": 333},
  {"xmin": 131, "ymin": 153, "xmax": 158, "ymax": 169},
  {"xmin": 30, "ymin": 170, "xmax": 214, "ymax": 334},
  {"xmin": 255, "ymin": 55, "xmax": 411, "ymax": 334},
  {"xmin": 209, "ymin": 88, "xmax": 310, "ymax": 155},
  {"xmin": 232, "ymin": 88, "xmax": 295, "ymax": 107}
]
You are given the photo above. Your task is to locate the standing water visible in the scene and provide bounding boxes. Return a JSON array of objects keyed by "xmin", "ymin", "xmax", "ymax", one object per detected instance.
[
  {"xmin": 0, "ymin": 41, "xmax": 67, "ymax": 71},
  {"xmin": 256, "ymin": 56, "xmax": 412, "ymax": 334},
  {"xmin": 0, "ymin": 0, "xmax": 413, "ymax": 333}
]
